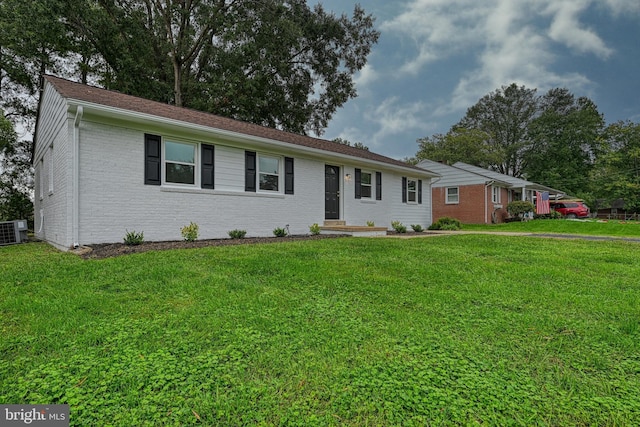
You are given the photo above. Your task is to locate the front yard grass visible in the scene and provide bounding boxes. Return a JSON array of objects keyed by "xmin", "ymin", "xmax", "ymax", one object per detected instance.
[
  {"xmin": 463, "ymin": 218, "xmax": 640, "ymax": 237},
  {"xmin": 1, "ymin": 235, "xmax": 639, "ymax": 425}
]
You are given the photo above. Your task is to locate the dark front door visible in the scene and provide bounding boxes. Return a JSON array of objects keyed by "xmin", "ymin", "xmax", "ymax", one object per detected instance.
[{"xmin": 325, "ymin": 165, "xmax": 340, "ymax": 220}]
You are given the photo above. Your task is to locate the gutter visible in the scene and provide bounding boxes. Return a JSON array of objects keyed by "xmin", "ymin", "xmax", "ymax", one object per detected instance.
[
  {"xmin": 68, "ymin": 100, "xmax": 438, "ymax": 178},
  {"xmin": 72, "ymin": 106, "xmax": 83, "ymax": 248}
]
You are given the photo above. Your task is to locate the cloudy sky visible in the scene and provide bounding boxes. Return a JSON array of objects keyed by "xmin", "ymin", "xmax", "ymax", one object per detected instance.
[{"xmin": 309, "ymin": 0, "xmax": 640, "ymax": 159}]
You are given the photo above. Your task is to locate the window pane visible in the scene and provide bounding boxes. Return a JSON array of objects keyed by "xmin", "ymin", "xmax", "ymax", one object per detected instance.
[
  {"xmin": 408, "ymin": 192, "xmax": 416, "ymax": 202},
  {"xmin": 361, "ymin": 186, "xmax": 372, "ymax": 198},
  {"xmin": 361, "ymin": 172, "xmax": 371, "ymax": 185},
  {"xmin": 408, "ymin": 180, "xmax": 416, "ymax": 191},
  {"xmin": 166, "ymin": 163, "xmax": 195, "ymax": 184},
  {"xmin": 166, "ymin": 141, "xmax": 195, "ymax": 163},
  {"xmin": 259, "ymin": 156, "xmax": 279, "ymax": 174},
  {"xmin": 259, "ymin": 173, "xmax": 279, "ymax": 191}
]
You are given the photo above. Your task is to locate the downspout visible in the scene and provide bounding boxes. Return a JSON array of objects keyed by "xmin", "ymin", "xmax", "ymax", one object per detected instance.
[
  {"xmin": 72, "ymin": 106, "xmax": 83, "ymax": 248},
  {"xmin": 484, "ymin": 180, "xmax": 494, "ymax": 224}
]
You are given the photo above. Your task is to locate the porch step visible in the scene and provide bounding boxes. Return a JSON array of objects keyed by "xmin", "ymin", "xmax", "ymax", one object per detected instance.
[
  {"xmin": 320, "ymin": 223, "xmax": 388, "ymax": 237},
  {"xmin": 323, "ymin": 220, "xmax": 346, "ymax": 227}
]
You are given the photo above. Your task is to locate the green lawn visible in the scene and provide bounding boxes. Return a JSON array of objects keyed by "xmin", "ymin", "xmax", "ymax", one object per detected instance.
[
  {"xmin": 462, "ymin": 218, "xmax": 640, "ymax": 237},
  {"xmin": 1, "ymin": 235, "xmax": 640, "ymax": 426}
]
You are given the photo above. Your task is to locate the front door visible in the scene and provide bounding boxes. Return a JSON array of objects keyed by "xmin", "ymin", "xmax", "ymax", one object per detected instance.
[{"xmin": 325, "ymin": 165, "xmax": 340, "ymax": 220}]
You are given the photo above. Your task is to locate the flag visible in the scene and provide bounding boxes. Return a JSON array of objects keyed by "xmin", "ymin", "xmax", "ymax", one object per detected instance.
[{"xmin": 536, "ymin": 191, "xmax": 550, "ymax": 215}]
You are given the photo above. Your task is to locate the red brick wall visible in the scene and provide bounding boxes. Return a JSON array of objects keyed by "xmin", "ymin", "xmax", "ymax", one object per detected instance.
[{"xmin": 432, "ymin": 185, "xmax": 509, "ymax": 224}]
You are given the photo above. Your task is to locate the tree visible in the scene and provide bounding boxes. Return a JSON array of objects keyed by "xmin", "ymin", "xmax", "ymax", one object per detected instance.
[
  {"xmin": 0, "ymin": 115, "xmax": 33, "ymax": 225},
  {"xmin": 415, "ymin": 127, "xmax": 502, "ymax": 167},
  {"xmin": 333, "ymin": 137, "xmax": 369, "ymax": 151},
  {"xmin": 0, "ymin": 0, "xmax": 72, "ymax": 122},
  {"xmin": 523, "ymin": 88, "xmax": 604, "ymax": 197},
  {"xmin": 456, "ymin": 83, "xmax": 539, "ymax": 177},
  {"xmin": 61, "ymin": 0, "xmax": 380, "ymax": 135},
  {"xmin": 591, "ymin": 121, "xmax": 640, "ymax": 212}
]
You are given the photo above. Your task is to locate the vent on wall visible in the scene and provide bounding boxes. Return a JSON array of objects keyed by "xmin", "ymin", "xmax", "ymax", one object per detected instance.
[{"xmin": 0, "ymin": 220, "xmax": 28, "ymax": 246}]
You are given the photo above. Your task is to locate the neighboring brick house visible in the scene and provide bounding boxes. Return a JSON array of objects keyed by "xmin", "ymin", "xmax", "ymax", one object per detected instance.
[
  {"xmin": 417, "ymin": 159, "xmax": 563, "ymax": 224},
  {"xmin": 33, "ymin": 76, "xmax": 438, "ymax": 250}
]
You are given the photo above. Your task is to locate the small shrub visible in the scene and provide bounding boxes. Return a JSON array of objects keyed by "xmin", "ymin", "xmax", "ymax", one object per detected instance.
[
  {"xmin": 429, "ymin": 217, "xmax": 462, "ymax": 230},
  {"xmin": 228, "ymin": 229, "xmax": 247, "ymax": 239},
  {"xmin": 123, "ymin": 230, "xmax": 144, "ymax": 246},
  {"xmin": 273, "ymin": 227, "xmax": 288, "ymax": 237},
  {"xmin": 411, "ymin": 224, "xmax": 424, "ymax": 232},
  {"xmin": 181, "ymin": 222, "xmax": 199, "ymax": 242},
  {"xmin": 366, "ymin": 220, "xmax": 375, "ymax": 227},
  {"xmin": 309, "ymin": 223, "xmax": 321, "ymax": 235},
  {"xmin": 391, "ymin": 220, "xmax": 407, "ymax": 233},
  {"xmin": 507, "ymin": 201, "xmax": 535, "ymax": 218}
]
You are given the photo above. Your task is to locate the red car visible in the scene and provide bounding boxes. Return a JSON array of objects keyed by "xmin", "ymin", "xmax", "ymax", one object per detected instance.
[{"xmin": 550, "ymin": 201, "xmax": 590, "ymax": 219}]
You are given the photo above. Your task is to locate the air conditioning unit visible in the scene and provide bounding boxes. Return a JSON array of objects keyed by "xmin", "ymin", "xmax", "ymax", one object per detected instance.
[{"xmin": 0, "ymin": 220, "xmax": 28, "ymax": 246}]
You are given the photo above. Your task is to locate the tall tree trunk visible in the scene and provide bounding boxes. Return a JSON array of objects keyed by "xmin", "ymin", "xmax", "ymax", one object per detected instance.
[{"xmin": 173, "ymin": 59, "xmax": 182, "ymax": 107}]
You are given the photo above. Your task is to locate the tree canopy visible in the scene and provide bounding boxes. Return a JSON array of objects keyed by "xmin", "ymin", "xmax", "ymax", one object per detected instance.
[
  {"xmin": 591, "ymin": 121, "xmax": 640, "ymax": 212},
  {"xmin": 455, "ymin": 83, "xmax": 539, "ymax": 177},
  {"xmin": 56, "ymin": 0, "xmax": 380, "ymax": 135},
  {"xmin": 523, "ymin": 88, "xmax": 604, "ymax": 196},
  {"xmin": 415, "ymin": 84, "xmax": 617, "ymax": 205}
]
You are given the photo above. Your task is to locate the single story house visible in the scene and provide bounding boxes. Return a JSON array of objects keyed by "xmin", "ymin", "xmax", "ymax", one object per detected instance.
[
  {"xmin": 417, "ymin": 159, "xmax": 563, "ymax": 224},
  {"xmin": 34, "ymin": 76, "xmax": 438, "ymax": 250}
]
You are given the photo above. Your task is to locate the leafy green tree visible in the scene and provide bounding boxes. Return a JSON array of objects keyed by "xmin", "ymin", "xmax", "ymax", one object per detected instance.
[
  {"xmin": 523, "ymin": 88, "xmax": 604, "ymax": 197},
  {"xmin": 62, "ymin": 0, "xmax": 380, "ymax": 135},
  {"xmin": 332, "ymin": 137, "xmax": 369, "ymax": 151},
  {"xmin": 0, "ymin": 116, "xmax": 32, "ymax": 224},
  {"xmin": 591, "ymin": 121, "xmax": 640, "ymax": 212},
  {"xmin": 0, "ymin": 0, "xmax": 72, "ymax": 121},
  {"xmin": 415, "ymin": 127, "xmax": 502, "ymax": 167},
  {"xmin": 455, "ymin": 83, "xmax": 539, "ymax": 177}
]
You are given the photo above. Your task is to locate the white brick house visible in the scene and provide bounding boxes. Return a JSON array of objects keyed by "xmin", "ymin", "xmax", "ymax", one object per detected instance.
[{"xmin": 34, "ymin": 76, "xmax": 437, "ymax": 250}]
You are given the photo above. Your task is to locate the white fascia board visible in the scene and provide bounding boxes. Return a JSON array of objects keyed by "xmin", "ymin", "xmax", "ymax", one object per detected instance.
[{"xmin": 69, "ymin": 100, "xmax": 435, "ymax": 178}]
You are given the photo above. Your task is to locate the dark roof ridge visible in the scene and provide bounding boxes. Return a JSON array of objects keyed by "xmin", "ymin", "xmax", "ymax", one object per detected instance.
[{"xmin": 43, "ymin": 75, "xmax": 427, "ymax": 173}]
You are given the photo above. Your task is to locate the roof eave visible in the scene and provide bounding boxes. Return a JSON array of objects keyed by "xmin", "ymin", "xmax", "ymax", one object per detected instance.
[{"xmin": 67, "ymin": 98, "xmax": 435, "ymax": 177}]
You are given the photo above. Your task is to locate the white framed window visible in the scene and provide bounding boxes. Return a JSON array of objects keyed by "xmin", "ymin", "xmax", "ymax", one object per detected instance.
[
  {"xmin": 48, "ymin": 145, "xmax": 54, "ymax": 194},
  {"xmin": 164, "ymin": 140, "xmax": 197, "ymax": 185},
  {"xmin": 258, "ymin": 154, "xmax": 280, "ymax": 192},
  {"xmin": 492, "ymin": 186, "xmax": 501, "ymax": 203},
  {"xmin": 361, "ymin": 171, "xmax": 372, "ymax": 198},
  {"xmin": 446, "ymin": 187, "xmax": 459, "ymax": 204},
  {"xmin": 407, "ymin": 179, "xmax": 417, "ymax": 203}
]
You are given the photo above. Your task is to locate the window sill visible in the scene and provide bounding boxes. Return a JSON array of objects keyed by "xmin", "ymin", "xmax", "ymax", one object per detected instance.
[{"xmin": 160, "ymin": 186, "xmax": 285, "ymax": 199}]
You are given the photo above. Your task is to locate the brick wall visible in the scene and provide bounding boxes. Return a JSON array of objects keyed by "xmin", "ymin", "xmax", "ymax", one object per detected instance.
[{"xmin": 433, "ymin": 184, "xmax": 509, "ymax": 224}]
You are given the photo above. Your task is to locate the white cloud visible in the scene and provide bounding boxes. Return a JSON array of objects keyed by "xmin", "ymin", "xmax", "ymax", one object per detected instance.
[
  {"xmin": 544, "ymin": 1, "xmax": 613, "ymax": 59},
  {"xmin": 602, "ymin": 0, "xmax": 640, "ymax": 15},
  {"xmin": 364, "ymin": 96, "xmax": 434, "ymax": 151},
  {"xmin": 380, "ymin": 0, "xmax": 619, "ymax": 118},
  {"xmin": 354, "ymin": 63, "xmax": 379, "ymax": 90},
  {"xmin": 381, "ymin": 0, "xmax": 488, "ymax": 75}
]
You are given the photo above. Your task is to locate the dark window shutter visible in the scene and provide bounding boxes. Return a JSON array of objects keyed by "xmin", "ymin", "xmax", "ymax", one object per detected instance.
[
  {"xmin": 144, "ymin": 133, "xmax": 161, "ymax": 185},
  {"xmin": 376, "ymin": 172, "xmax": 382, "ymax": 200},
  {"xmin": 418, "ymin": 179, "xmax": 423, "ymax": 204},
  {"xmin": 245, "ymin": 151, "xmax": 256, "ymax": 192},
  {"xmin": 201, "ymin": 144, "xmax": 215, "ymax": 189},
  {"xmin": 285, "ymin": 157, "xmax": 294, "ymax": 194},
  {"xmin": 402, "ymin": 177, "xmax": 407, "ymax": 203},
  {"xmin": 354, "ymin": 168, "xmax": 362, "ymax": 199}
]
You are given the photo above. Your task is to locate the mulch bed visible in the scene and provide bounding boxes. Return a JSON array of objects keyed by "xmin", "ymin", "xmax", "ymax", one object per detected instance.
[{"xmin": 78, "ymin": 233, "xmax": 351, "ymax": 260}]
